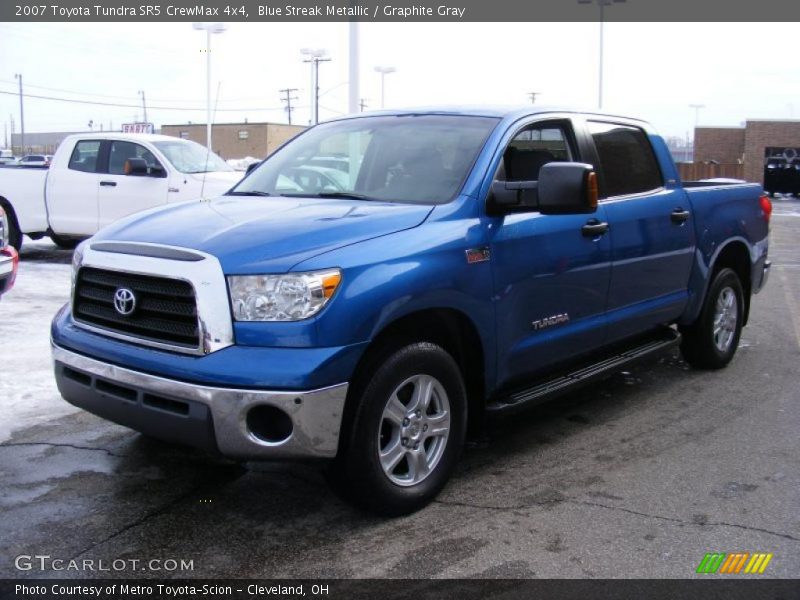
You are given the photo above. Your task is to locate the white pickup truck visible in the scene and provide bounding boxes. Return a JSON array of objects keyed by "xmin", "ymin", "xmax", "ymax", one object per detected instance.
[{"xmin": 0, "ymin": 133, "xmax": 243, "ymax": 249}]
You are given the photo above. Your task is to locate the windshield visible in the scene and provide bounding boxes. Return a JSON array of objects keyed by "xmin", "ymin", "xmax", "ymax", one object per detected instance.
[
  {"xmin": 152, "ymin": 140, "xmax": 233, "ymax": 174},
  {"xmin": 231, "ymin": 115, "xmax": 499, "ymax": 204}
]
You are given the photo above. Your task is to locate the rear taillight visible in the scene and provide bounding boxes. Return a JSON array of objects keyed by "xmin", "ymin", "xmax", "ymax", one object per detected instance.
[{"xmin": 759, "ymin": 194, "xmax": 772, "ymax": 223}]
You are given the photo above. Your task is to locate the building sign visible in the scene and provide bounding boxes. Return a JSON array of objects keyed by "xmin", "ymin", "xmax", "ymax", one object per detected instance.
[{"xmin": 122, "ymin": 122, "xmax": 154, "ymax": 134}]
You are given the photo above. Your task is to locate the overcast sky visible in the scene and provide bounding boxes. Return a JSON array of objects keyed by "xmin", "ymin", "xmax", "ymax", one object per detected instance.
[{"xmin": 1, "ymin": 21, "xmax": 798, "ymax": 146}]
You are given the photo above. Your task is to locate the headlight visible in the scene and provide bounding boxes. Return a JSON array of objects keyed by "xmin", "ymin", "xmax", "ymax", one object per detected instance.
[
  {"xmin": 228, "ymin": 269, "xmax": 341, "ymax": 321},
  {"xmin": 70, "ymin": 241, "xmax": 86, "ymax": 293},
  {"xmin": 0, "ymin": 207, "xmax": 7, "ymax": 248}
]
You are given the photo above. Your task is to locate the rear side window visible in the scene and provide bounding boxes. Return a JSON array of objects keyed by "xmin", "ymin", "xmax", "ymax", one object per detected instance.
[
  {"xmin": 588, "ymin": 122, "xmax": 662, "ymax": 198},
  {"xmin": 68, "ymin": 140, "xmax": 101, "ymax": 173}
]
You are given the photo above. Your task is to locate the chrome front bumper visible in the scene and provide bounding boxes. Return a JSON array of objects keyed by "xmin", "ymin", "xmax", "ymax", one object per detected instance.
[{"xmin": 52, "ymin": 344, "xmax": 348, "ymax": 459}]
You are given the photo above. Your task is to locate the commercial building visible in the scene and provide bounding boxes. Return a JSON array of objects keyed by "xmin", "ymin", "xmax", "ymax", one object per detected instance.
[
  {"xmin": 160, "ymin": 122, "xmax": 306, "ymax": 160},
  {"xmin": 694, "ymin": 120, "xmax": 800, "ymax": 184}
]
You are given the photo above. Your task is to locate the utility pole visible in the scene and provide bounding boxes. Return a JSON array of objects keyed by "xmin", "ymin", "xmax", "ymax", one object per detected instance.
[
  {"xmin": 279, "ymin": 88, "xmax": 299, "ymax": 124},
  {"xmin": 14, "ymin": 74, "xmax": 24, "ymax": 154},
  {"xmin": 359, "ymin": 98, "xmax": 368, "ymax": 112},
  {"xmin": 139, "ymin": 90, "xmax": 148, "ymax": 124},
  {"xmin": 528, "ymin": 92, "xmax": 541, "ymax": 104},
  {"xmin": 301, "ymin": 49, "xmax": 331, "ymax": 125}
]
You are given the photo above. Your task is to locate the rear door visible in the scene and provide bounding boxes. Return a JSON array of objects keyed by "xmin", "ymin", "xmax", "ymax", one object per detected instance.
[
  {"xmin": 585, "ymin": 121, "xmax": 695, "ymax": 342},
  {"xmin": 46, "ymin": 139, "xmax": 102, "ymax": 235},
  {"xmin": 489, "ymin": 118, "xmax": 612, "ymax": 386},
  {"xmin": 98, "ymin": 140, "xmax": 169, "ymax": 230}
]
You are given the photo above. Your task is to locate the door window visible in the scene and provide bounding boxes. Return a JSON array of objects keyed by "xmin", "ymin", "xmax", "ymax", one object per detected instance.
[
  {"xmin": 587, "ymin": 122, "xmax": 662, "ymax": 198},
  {"xmin": 497, "ymin": 125, "xmax": 574, "ymax": 182},
  {"xmin": 67, "ymin": 140, "xmax": 101, "ymax": 173},
  {"xmin": 107, "ymin": 141, "xmax": 162, "ymax": 175}
]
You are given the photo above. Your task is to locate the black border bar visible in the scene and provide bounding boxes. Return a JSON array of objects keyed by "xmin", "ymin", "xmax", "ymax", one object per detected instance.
[
  {"xmin": 2, "ymin": 579, "xmax": 800, "ymax": 600},
  {"xmin": 4, "ymin": 0, "xmax": 800, "ymax": 22}
]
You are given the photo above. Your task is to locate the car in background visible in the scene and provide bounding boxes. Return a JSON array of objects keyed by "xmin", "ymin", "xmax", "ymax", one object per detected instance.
[
  {"xmin": 17, "ymin": 154, "xmax": 52, "ymax": 167},
  {"xmin": 0, "ymin": 133, "xmax": 244, "ymax": 250},
  {"xmin": 0, "ymin": 206, "xmax": 19, "ymax": 300}
]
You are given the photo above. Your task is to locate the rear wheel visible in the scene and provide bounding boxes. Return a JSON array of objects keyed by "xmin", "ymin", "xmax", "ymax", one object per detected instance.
[
  {"xmin": 680, "ymin": 268, "xmax": 744, "ymax": 369},
  {"xmin": 1, "ymin": 202, "xmax": 22, "ymax": 251},
  {"xmin": 328, "ymin": 342, "xmax": 467, "ymax": 516},
  {"xmin": 49, "ymin": 233, "xmax": 80, "ymax": 250}
]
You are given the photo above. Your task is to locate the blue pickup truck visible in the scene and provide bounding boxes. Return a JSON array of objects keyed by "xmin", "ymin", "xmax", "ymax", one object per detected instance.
[{"xmin": 51, "ymin": 107, "xmax": 772, "ymax": 515}]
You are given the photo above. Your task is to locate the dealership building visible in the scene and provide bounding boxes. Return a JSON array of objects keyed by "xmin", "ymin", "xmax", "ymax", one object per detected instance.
[
  {"xmin": 694, "ymin": 120, "xmax": 800, "ymax": 184},
  {"xmin": 160, "ymin": 121, "xmax": 306, "ymax": 160}
]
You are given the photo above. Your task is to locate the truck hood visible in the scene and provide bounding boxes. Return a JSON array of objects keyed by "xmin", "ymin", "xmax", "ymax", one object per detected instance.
[
  {"xmin": 185, "ymin": 171, "xmax": 244, "ymax": 197},
  {"xmin": 93, "ymin": 195, "xmax": 434, "ymax": 273}
]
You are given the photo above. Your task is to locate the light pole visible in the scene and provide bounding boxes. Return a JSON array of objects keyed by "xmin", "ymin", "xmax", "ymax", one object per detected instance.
[
  {"xmin": 301, "ymin": 48, "xmax": 331, "ymax": 125},
  {"xmin": 528, "ymin": 92, "xmax": 541, "ymax": 104},
  {"xmin": 14, "ymin": 74, "xmax": 24, "ymax": 154},
  {"xmin": 193, "ymin": 22, "xmax": 227, "ymax": 152},
  {"xmin": 689, "ymin": 104, "xmax": 705, "ymax": 163},
  {"xmin": 374, "ymin": 66, "xmax": 396, "ymax": 109},
  {"xmin": 139, "ymin": 90, "xmax": 148, "ymax": 125},
  {"xmin": 577, "ymin": 0, "xmax": 626, "ymax": 110}
]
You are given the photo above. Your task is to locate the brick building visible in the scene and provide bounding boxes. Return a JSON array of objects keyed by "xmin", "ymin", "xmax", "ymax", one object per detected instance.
[
  {"xmin": 694, "ymin": 120, "xmax": 800, "ymax": 184},
  {"xmin": 160, "ymin": 122, "xmax": 306, "ymax": 160}
]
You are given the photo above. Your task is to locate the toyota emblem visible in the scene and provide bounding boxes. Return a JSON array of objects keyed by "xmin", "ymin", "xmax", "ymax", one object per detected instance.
[{"xmin": 113, "ymin": 287, "xmax": 137, "ymax": 316}]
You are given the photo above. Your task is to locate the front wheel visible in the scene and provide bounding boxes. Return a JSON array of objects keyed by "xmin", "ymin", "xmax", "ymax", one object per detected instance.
[
  {"xmin": 329, "ymin": 342, "xmax": 467, "ymax": 516},
  {"xmin": 680, "ymin": 268, "xmax": 744, "ymax": 369}
]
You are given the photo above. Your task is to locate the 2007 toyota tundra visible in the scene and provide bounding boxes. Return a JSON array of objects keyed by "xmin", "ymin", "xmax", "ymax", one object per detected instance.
[{"xmin": 51, "ymin": 107, "xmax": 771, "ymax": 515}]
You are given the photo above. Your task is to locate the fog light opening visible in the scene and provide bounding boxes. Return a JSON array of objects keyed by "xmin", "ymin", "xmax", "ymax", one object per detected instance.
[{"xmin": 246, "ymin": 405, "xmax": 293, "ymax": 444}]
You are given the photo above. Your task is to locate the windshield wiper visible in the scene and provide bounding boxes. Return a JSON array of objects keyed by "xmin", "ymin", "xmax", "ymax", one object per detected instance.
[
  {"xmin": 313, "ymin": 191, "xmax": 373, "ymax": 201},
  {"xmin": 226, "ymin": 190, "xmax": 272, "ymax": 197}
]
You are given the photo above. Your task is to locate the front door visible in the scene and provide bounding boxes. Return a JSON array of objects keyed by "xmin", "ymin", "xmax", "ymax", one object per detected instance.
[
  {"xmin": 98, "ymin": 140, "xmax": 169, "ymax": 230},
  {"xmin": 489, "ymin": 120, "xmax": 612, "ymax": 388}
]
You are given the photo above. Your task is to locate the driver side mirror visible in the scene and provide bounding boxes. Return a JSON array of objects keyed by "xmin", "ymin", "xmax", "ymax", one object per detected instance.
[
  {"xmin": 537, "ymin": 162, "xmax": 598, "ymax": 215},
  {"xmin": 124, "ymin": 158, "xmax": 149, "ymax": 176},
  {"xmin": 246, "ymin": 161, "xmax": 261, "ymax": 175},
  {"xmin": 490, "ymin": 162, "xmax": 598, "ymax": 215}
]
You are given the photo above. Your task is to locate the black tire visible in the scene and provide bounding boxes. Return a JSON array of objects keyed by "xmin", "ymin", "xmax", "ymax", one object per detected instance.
[
  {"xmin": 1, "ymin": 202, "xmax": 22, "ymax": 251},
  {"xmin": 327, "ymin": 341, "xmax": 467, "ymax": 516},
  {"xmin": 49, "ymin": 233, "xmax": 80, "ymax": 250},
  {"xmin": 679, "ymin": 268, "xmax": 744, "ymax": 369}
]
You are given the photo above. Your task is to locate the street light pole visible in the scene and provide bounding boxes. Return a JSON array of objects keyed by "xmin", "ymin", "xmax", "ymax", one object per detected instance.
[
  {"xmin": 14, "ymin": 74, "xmax": 24, "ymax": 154},
  {"xmin": 139, "ymin": 90, "xmax": 148, "ymax": 125},
  {"xmin": 374, "ymin": 66, "xmax": 396, "ymax": 109},
  {"xmin": 689, "ymin": 104, "xmax": 705, "ymax": 162},
  {"xmin": 193, "ymin": 22, "xmax": 227, "ymax": 151},
  {"xmin": 577, "ymin": 0, "xmax": 626, "ymax": 110}
]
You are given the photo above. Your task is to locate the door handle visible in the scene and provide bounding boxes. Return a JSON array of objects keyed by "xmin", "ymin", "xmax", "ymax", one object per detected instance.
[
  {"xmin": 671, "ymin": 208, "xmax": 690, "ymax": 224},
  {"xmin": 99, "ymin": 181, "xmax": 117, "ymax": 187},
  {"xmin": 581, "ymin": 219, "xmax": 609, "ymax": 237}
]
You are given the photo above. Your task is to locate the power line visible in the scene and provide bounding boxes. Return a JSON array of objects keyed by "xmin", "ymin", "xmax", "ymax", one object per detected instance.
[
  {"xmin": 279, "ymin": 88, "xmax": 299, "ymax": 125},
  {"xmin": 0, "ymin": 89, "xmax": 290, "ymax": 113},
  {"xmin": 0, "ymin": 79, "xmax": 289, "ymax": 106}
]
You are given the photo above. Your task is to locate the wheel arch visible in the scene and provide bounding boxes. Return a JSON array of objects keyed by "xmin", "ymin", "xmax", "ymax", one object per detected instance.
[
  {"xmin": 339, "ymin": 307, "xmax": 488, "ymax": 453},
  {"xmin": 0, "ymin": 196, "xmax": 22, "ymax": 250},
  {"xmin": 710, "ymin": 240, "xmax": 752, "ymax": 325}
]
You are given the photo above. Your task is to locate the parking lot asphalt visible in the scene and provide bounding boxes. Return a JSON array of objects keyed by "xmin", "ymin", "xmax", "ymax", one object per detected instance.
[{"xmin": 1, "ymin": 197, "xmax": 798, "ymax": 580}]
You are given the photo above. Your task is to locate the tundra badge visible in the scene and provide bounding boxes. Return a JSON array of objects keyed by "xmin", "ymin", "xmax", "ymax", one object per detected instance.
[{"xmin": 531, "ymin": 313, "xmax": 569, "ymax": 330}]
